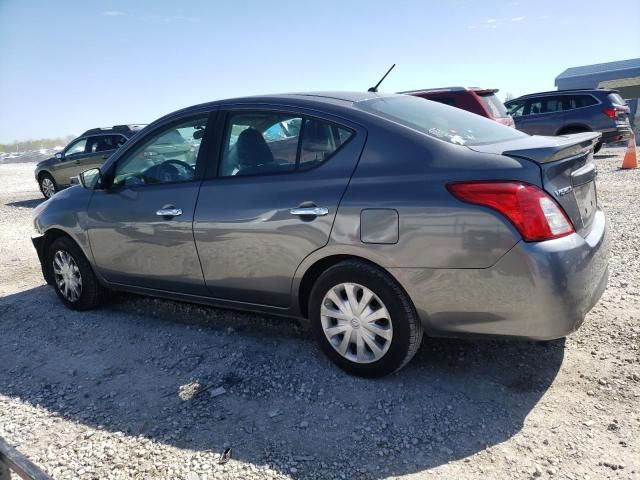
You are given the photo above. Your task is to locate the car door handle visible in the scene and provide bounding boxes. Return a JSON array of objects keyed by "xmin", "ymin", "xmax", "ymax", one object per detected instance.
[
  {"xmin": 290, "ymin": 206, "xmax": 329, "ymax": 217},
  {"xmin": 156, "ymin": 208, "xmax": 183, "ymax": 217}
]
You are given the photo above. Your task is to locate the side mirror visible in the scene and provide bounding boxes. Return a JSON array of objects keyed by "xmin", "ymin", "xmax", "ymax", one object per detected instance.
[
  {"xmin": 55, "ymin": 152, "xmax": 63, "ymax": 160},
  {"xmin": 79, "ymin": 168, "xmax": 102, "ymax": 190}
]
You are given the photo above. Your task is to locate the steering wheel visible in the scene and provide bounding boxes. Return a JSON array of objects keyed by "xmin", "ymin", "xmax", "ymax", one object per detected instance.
[
  {"xmin": 157, "ymin": 159, "xmax": 195, "ymax": 182},
  {"xmin": 164, "ymin": 159, "xmax": 195, "ymax": 173}
]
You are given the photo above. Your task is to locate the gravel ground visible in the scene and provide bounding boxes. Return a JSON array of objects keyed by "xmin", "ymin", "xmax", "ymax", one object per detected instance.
[{"xmin": 0, "ymin": 147, "xmax": 638, "ymax": 480}]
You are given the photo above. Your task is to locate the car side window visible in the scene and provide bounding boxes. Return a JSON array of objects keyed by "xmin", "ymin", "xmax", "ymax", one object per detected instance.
[
  {"xmin": 112, "ymin": 116, "xmax": 207, "ymax": 188},
  {"xmin": 569, "ymin": 95, "xmax": 598, "ymax": 109},
  {"xmin": 220, "ymin": 112, "xmax": 302, "ymax": 176},
  {"xmin": 541, "ymin": 96, "xmax": 564, "ymax": 113},
  {"xmin": 219, "ymin": 112, "xmax": 353, "ymax": 177},
  {"xmin": 507, "ymin": 101, "xmax": 525, "ymax": 117},
  {"xmin": 64, "ymin": 139, "xmax": 87, "ymax": 157},
  {"xmin": 91, "ymin": 135, "xmax": 126, "ymax": 152},
  {"xmin": 525, "ymin": 99, "xmax": 543, "ymax": 115},
  {"xmin": 299, "ymin": 118, "xmax": 353, "ymax": 169},
  {"xmin": 86, "ymin": 136, "xmax": 115, "ymax": 153}
]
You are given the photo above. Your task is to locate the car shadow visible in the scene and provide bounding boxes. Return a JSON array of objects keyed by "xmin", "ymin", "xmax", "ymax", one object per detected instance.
[
  {"xmin": 0, "ymin": 286, "xmax": 565, "ymax": 479},
  {"xmin": 5, "ymin": 198, "xmax": 44, "ymax": 209}
]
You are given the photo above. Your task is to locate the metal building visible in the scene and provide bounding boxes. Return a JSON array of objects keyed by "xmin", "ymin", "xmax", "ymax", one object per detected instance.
[{"xmin": 555, "ymin": 58, "xmax": 640, "ymax": 99}]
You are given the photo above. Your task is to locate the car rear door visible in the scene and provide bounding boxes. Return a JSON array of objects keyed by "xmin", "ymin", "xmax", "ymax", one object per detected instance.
[
  {"xmin": 86, "ymin": 111, "xmax": 215, "ymax": 294},
  {"xmin": 193, "ymin": 107, "xmax": 366, "ymax": 307}
]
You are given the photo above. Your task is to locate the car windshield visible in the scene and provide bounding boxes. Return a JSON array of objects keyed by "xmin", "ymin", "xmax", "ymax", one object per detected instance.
[{"xmin": 357, "ymin": 96, "xmax": 527, "ymax": 146}]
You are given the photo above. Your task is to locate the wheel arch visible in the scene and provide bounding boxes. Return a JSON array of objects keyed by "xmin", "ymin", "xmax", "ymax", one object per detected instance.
[
  {"xmin": 556, "ymin": 124, "xmax": 592, "ymax": 135},
  {"xmin": 37, "ymin": 169, "xmax": 54, "ymax": 181},
  {"xmin": 296, "ymin": 253, "xmax": 411, "ymax": 319},
  {"xmin": 39, "ymin": 228, "xmax": 74, "ymax": 284}
]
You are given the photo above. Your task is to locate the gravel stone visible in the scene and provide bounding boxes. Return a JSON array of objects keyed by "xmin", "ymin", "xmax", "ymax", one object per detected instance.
[{"xmin": 0, "ymin": 147, "xmax": 639, "ymax": 479}]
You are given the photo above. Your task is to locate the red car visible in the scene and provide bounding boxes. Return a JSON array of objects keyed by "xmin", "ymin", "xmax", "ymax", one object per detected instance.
[{"xmin": 400, "ymin": 87, "xmax": 515, "ymax": 128}]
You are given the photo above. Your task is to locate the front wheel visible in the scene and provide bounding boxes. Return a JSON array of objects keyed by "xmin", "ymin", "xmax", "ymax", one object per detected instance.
[
  {"xmin": 309, "ymin": 260, "xmax": 423, "ymax": 377},
  {"xmin": 593, "ymin": 142, "xmax": 602, "ymax": 154},
  {"xmin": 39, "ymin": 173, "xmax": 57, "ymax": 199},
  {"xmin": 48, "ymin": 236, "xmax": 109, "ymax": 310}
]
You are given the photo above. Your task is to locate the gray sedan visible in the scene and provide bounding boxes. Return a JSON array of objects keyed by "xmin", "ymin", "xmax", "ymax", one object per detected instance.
[{"xmin": 31, "ymin": 92, "xmax": 609, "ymax": 377}]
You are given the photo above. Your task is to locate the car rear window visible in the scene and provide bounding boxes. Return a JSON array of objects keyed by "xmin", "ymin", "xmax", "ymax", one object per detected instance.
[
  {"xmin": 607, "ymin": 92, "xmax": 626, "ymax": 106},
  {"xmin": 477, "ymin": 93, "xmax": 508, "ymax": 117},
  {"xmin": 357, "ymin": 95, "xmax": 527, "ymax": 146}
]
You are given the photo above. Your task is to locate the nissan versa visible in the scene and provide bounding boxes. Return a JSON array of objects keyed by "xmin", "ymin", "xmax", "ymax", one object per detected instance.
[{"xmin": 32, "ymin": 92, "xmax": 609, "ymax": 377}]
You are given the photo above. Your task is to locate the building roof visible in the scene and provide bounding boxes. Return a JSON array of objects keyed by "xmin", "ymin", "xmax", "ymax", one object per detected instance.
[{"xmin": 555, "ymin": 58, "xmax": 640, "ymax": 89}]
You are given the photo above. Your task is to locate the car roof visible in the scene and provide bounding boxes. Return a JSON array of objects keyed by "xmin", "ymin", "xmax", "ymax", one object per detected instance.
[
  {"xmin": 508, "ymin": 88, "xmax": 618, "ymax": 102},
  {"xmin": 398, "ymin": 87, "xmax": 499, "ymax": 95},
  {"xmin": 160, "ymin": 91, "xmax": 405, "ymax": 122},
  {"xmin": 80, "ymin": 124, "xmax": 147, "ymax": 137},
  {"xmin": 214, "ymin": 91, "xmax": 388, "ymax": 105}
]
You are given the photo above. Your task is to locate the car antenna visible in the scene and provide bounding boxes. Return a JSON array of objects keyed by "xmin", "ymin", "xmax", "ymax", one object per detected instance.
[{"xmin": 368, "ymin": 64, "xmax": 396, "ymax": 92}]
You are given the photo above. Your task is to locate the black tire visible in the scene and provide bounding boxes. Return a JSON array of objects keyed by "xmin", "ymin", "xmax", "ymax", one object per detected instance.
[
  {"xmin": 594, "ymin": 142, "xmax": 602, "ymax": 154},
  {"xmin": 559, "ymin": 127, "xmax": 588, "ymax": 136},
  {"xmin": 309, "ymin": 260, "xmax": 423, "ymax": 377},
  {"xmin": 39, "ymin": 172, "xmax": 58, "ymax": 199},
  {"xmin": 47, "ymin": 236, "xmax": 109, "ymax": 310}
]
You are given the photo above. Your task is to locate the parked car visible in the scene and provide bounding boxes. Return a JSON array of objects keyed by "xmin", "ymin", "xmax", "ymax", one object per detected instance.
[
  {"xmin": 400, "ymin": 87, "xmax": 515, "ymax": 127},
  {"xmin": 34, "ymin": 125, "xmax": 144, "ymax": 198},
  {"xmin": 31, "ymin": 92, "xmax": 609, "ymax": 377},
  {"xmin": 505, "ymin": 89, "xmax": 632, "ymax": 152}
]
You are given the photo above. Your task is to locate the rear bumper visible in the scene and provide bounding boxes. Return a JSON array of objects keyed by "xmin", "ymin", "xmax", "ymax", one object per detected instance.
[
  {"xmin": 600, "ymin": 125, "xmax": 632, "ymax": 144},
  {"xmin": 390, "ymin": 209, "xmax": 609, "ymax": 340}
]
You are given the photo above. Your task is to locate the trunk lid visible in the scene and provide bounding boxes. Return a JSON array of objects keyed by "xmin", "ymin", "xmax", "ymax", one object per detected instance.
[{"xmin": 468, "ymin": 132, "xmax": 601, "ymax": 237}]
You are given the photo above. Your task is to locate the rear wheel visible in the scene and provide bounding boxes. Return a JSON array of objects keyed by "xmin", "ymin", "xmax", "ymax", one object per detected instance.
[
  {"xmin": 39, "ymin": 173, "xmax": 57, "ymax": 199},
  {"xmin": 309, "ymin": 260, "xmax": 423, "ymax": 377},
  {"xmin": 559, "ymin": 127, "xmax": 589, "ymax": 136},
  {"xmin": 48, "ymin": 236, "xmax": 109, "ymax": 310},
  {"xmin": 558, "ymin": 128, "xmax": 600, "ymax": 153}
]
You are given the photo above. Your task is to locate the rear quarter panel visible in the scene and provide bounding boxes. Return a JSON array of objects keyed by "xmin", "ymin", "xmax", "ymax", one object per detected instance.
[
  {"xmin": 326, "ymin": 121, "xmax": 542, "ymax": 269},
  {"xmin": 560, "ymin": 107, "xmax": 598, "ymax": 134}
]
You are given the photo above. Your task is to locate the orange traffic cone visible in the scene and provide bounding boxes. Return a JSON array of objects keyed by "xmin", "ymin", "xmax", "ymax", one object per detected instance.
[{"xmin": 621, "ymin": 132, "xmax": 638, "ymax": 169}]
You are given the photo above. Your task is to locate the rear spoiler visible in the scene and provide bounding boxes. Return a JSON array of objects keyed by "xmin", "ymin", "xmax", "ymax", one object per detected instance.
[
  {"xmin": 474, "ymin": 89, "xmax": 499, "ymax": 96},
  {"xmin": 482, "ymin": 132, "xmax": 602, "ymax": 164}
]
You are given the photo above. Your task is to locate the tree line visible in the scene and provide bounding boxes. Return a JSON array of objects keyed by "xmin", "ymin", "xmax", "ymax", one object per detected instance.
[{"xmin": 0, "ymin": 135, "xmax": 76, "ymax": 153}]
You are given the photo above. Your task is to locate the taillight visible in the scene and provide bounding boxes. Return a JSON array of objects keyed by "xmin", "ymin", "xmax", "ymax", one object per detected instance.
[
  {"xmin": 603, "ymin": 108, "xmax": 622, "ymax": 119},
  {"xmin": 447, "ymin": 181, "xmax": 575, "ymax": 242}
]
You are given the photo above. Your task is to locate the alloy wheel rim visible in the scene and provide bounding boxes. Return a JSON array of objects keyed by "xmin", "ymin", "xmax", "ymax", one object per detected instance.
[
  {"xmin": 53, "ymin": 250, "xmax": 82, "ymax": 302},
  {"xmin": 320, "ymin": 282, "xmax": 393, "ymax": 364},
  {"xmin": 41, "ymin": 178, "xmax": 55, "ymax": 198}
]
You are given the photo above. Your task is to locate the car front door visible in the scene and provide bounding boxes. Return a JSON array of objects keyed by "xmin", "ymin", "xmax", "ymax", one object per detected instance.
[
  {"xmin": 193, "ymin": 108, "xmax": 366, "ymax": 307},
  {"xmin": 52, "ymin": 138, "xmax": 88, "ymax": 185},
  {"xmin": 86, "ymin": 111, "xmax": 214, "ymax": 294},
  {"xmin": 520, "ymin": 97, "xmax": 564, "ymax": 136}
]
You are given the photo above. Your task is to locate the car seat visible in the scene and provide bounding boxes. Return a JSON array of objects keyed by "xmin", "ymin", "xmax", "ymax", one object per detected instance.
[{"xmin": 236, "ymin": 128, "xmax": 274, "ymax": 175}]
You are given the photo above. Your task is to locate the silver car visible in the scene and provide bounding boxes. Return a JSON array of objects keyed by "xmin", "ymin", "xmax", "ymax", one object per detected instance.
[{"xmin": 32, "ymin": 92, "xmax": 609, "ymax": 377}]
